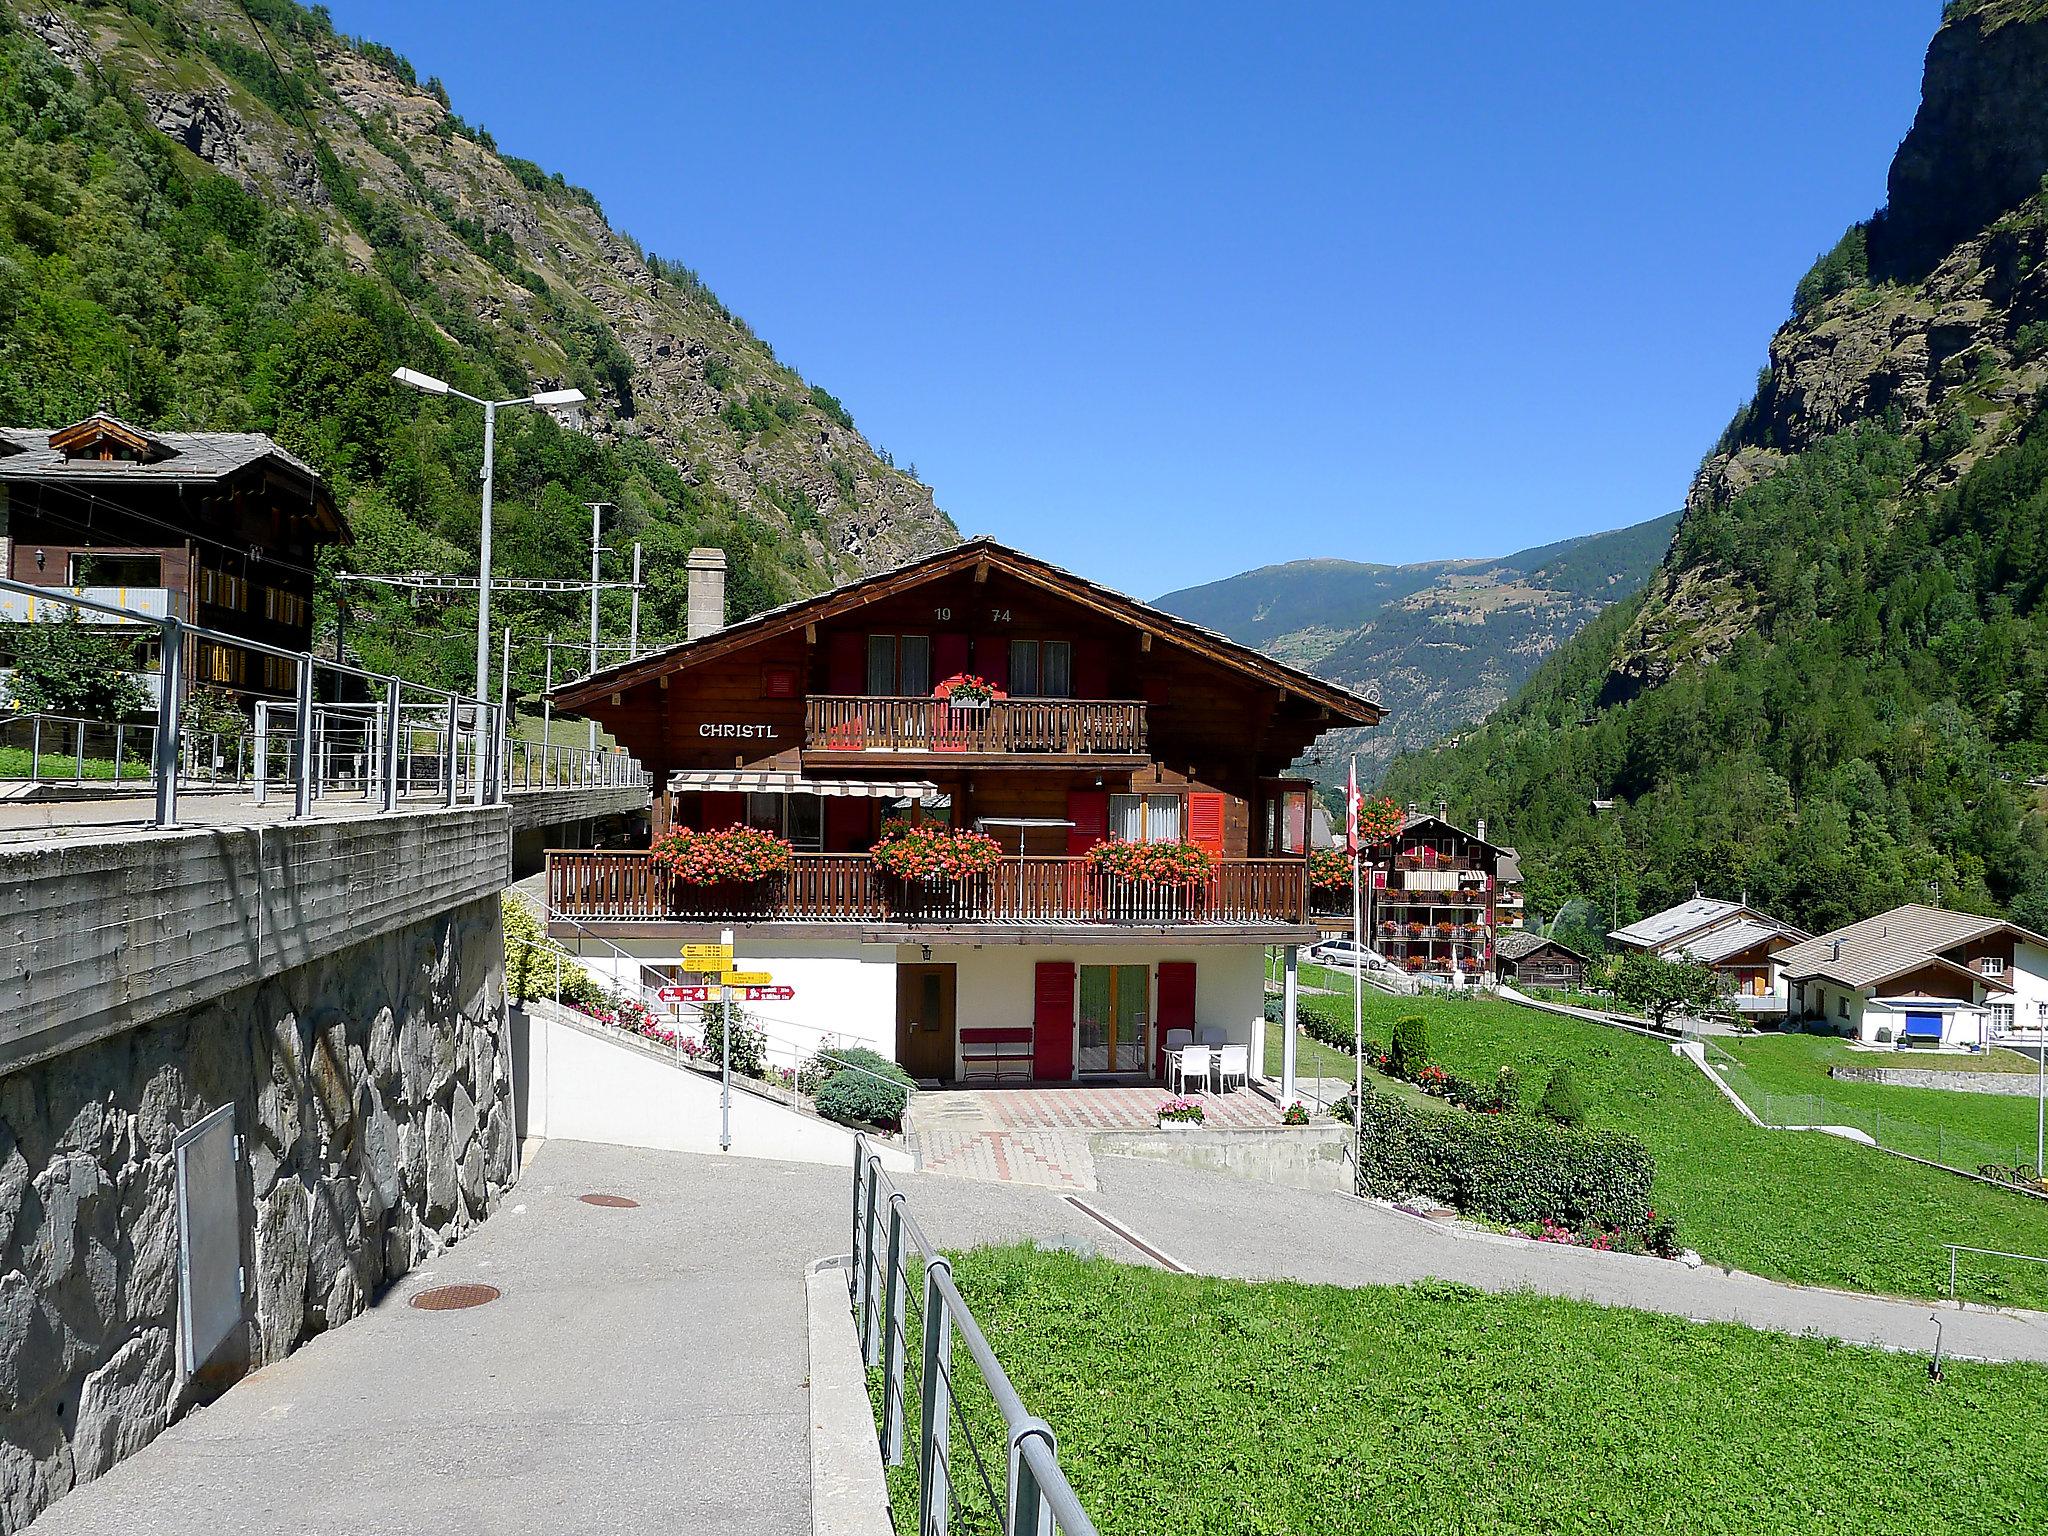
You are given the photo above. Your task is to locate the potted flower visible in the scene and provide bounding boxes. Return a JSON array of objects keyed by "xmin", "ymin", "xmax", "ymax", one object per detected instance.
[
  {"xmin": 1089, "ymin": 838, "xmax": 1215, "ymax": 886},
  {"xmin": 870, "ymin": 816, "xmax": 1004, "ymax": 884},
  {"xmin": 1157, "ymin": 1096, "xmax": 1206, "ymax": 1128},
  {"xmin": 1280, "ymin": 1100, "xmax": 1311, "ymax": 1126},
  {"xmin": 933, "ymin": 673, "xmax": 1005, "ymax": 710},
  {"xmin": 649, "ymin": 824, "xmax": 795, "ymax": 887},
  {"xmin": 1307, "ymin": 848, "xmax": 1353, "ymax": 892}
]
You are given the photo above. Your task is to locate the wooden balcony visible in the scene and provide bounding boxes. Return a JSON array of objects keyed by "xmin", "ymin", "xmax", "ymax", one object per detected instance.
[
  {"xmin": 802, "ymin": 696, "xmax": 1147, "ymax": 766},
  {"xmin": 546, "ymin": 849, "xmax": 1309, "ymax": 934}
]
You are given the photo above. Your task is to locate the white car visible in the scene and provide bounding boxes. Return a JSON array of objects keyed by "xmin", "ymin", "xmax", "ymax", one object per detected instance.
[{"xmin": 1306, "ymin": 938, "xmax": 1391, "ymax": 971}]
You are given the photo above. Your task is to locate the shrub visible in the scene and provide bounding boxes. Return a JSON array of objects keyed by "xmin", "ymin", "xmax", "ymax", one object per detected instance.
[
  {"xmin": 1354, "ymin": 1088, "xmax": 1661, "ymax": 1234},
  {"xmin": 701, "ymin": 999, "xmax": 767, "ymax": 1078},
  {"xmin": 1492, "ymin": 1066, "xmax": 1522, "ymax": 1115},
  {"xmin": 1390, "ymin": 1015, "xmax": 1430, "ymax": 1078},
  {"xmin": 1537, "ymin": 1064, "xmax": 1588, "ymax": 1127},
  {"xmin": 810, "ymin": 1045, "xmax": 914, "ymax": 1128}
]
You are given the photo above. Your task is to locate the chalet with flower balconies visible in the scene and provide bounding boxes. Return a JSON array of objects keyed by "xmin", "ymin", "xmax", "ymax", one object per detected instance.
[
  {"xmin": 545, "ymin": 537, "xmax": 1382, "ymax": 1085},
  {"xmin": 1310, "ymin": 807, "xmax": 1508, "ymax": 988}
]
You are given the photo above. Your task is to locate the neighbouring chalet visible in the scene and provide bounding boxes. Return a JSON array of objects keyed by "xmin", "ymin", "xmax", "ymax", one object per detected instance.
[
  {"xmin": 0, "ymin": 412, "xmax": 348, "ymax": 706},
  {"xmin": 545, "ymin": 537, "xmax": 1382, "ymax": 1084},
  {"xmin": 1610, "ymin": 897, "xmax": 1807, "ymax": 1019},
  {"xmin": 1494, "ymin": 928, "xmax": 1590, "ymax": 992},
  {"xmin": 1313, "ymin": 808, "xmax": 1507, "ymax": 988},
  {"xmin": 1775, "ymin": 905, "xmax": 2048, "ymax": 1048}
]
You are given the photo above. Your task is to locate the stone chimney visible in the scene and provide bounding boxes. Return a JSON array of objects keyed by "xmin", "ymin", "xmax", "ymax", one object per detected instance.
[
  {"xmin": 687, "ymin": 548, "xmax": 726, "ymax": 641},
  {"xmin": 1475, "ymin": 817, "xmax": 1488, "ymax": 843}
]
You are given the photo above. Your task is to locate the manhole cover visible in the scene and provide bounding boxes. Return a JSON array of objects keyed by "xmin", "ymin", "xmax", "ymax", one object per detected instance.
[
  {"xmin": 409, "ymin": 1283, "xmax": 501, "ymax": 1311},
  {"xmin": 578, "ymin": 1193, "xmax": 639, "ymax": 1208}
]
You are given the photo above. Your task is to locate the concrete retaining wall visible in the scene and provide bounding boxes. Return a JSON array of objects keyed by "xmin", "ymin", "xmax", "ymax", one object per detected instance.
[
  {"xmin": 1830, "ymin": 1065, "xmax": 2043, "ymax": 1095},
  {"xmin": 1090, "ymin": 1123, "xmax": 1353, "ymax": 1193},
  {"xmin": 0, "ymin": 893, "xmax": 516, "ymax": 1534}
]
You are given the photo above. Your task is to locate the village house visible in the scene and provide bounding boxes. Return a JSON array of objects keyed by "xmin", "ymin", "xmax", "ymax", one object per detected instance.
[
  {"xmin": 0, "ymin": 411, "xmax": 347, "ymax": 707},
  {"xmin": 1774, "ymin": 904, "xmax": 2048, "ymax": 1048},
  {"xmin": 1494, "ymin": 928, "xmax": 1591, "ymax": 991},
  {"xmin": 544, "ymin": 537, "xmax": 1381, "ymax": 1084},
  {"xmin": 1341, "ymin": 808, "xmax": 1507, "ymax": 988},
  {"xmin": 1609, "ymin": 896, "xmax": 1807, "ymax": 1019}
]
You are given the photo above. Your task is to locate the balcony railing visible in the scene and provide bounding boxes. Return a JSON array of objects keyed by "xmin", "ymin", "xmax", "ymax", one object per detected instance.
[
  {"xmin": 804, "ymin": 696, "xmax": 1147, "ymax": 758},
  {"xmin": 546, "ymin": 849, "xmax": 1308, "ymax": 926}
]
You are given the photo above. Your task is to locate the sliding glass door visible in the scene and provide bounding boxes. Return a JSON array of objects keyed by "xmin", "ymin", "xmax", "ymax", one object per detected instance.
[{"xmin": 1076, "ymin": 964, "xmax": 1151, "ymax": 1073}]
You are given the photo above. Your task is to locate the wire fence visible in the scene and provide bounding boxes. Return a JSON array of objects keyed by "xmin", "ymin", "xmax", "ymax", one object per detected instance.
[
  {"xmin": 1946, "ymin": 1243, "xmax": 2048, "ymax": 1308},
  {"xmin": 851, "ymin": 1134, "xmax": 1100, "ymax": 1536}
]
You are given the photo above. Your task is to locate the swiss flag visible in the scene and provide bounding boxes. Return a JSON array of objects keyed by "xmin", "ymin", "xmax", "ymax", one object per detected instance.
[{"xmin": 1344, "ymin": 758, "xmax": 1362, "ymax": 856}]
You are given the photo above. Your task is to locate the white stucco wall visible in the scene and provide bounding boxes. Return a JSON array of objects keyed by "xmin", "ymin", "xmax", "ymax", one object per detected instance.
[
  {"xmin": 2001, "ymin": 939, "xmax": 2048, "ymax": 1033},
  {"xmin": 1857, "ymin": 997, "xmax": 1987, "ymax": 1048}
]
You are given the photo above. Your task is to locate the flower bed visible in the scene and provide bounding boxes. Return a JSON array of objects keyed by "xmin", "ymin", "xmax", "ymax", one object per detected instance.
[
  {"xmin": 871, "ymin": 816, "xmax": 1004, "ymax": 882},
  {"xmin": 649, "ymin": 824, "xmax": 795, "ymax": 886},
  {"xmin": 1089, "ymin": 838, "xmax": 1215, "ymax": 885}
]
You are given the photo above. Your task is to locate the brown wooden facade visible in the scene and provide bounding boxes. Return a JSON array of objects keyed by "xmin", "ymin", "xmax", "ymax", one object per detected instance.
[{"xmin": 549, "ymin": 539, "xmax": 1381, "ymax": 933}]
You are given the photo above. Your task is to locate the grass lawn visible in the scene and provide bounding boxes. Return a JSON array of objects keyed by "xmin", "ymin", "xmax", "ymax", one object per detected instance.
[
  {"xmin": 1714, "ymin": 1032, "xmax": 2044, "ymax": 1171},
  {"xmin": 0, "ymin": 743, "xmax": 147, "ymax": 780},
  {"xmin": 1322, "ymin": 991, "xmax": 2048, "ymax": 1306},
  {"xmin": 897, "ymin": 1245, "xmax": 2047, "ymax": 1536}
]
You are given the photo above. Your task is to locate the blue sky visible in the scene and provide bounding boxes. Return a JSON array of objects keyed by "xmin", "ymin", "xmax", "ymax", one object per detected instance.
[{"xmin": 325, "ymin": 1, "xmax": 1938, "ymax": 596}]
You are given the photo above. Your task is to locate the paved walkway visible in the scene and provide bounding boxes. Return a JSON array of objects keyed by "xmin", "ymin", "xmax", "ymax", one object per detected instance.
[
  {"xmin": 31, "ymin": 1139, "xmax": 1144, "ymax": 1536},
  {"xmin": 909, "ymin": 1084, "xmax": 1283, "ymax": 1191}
]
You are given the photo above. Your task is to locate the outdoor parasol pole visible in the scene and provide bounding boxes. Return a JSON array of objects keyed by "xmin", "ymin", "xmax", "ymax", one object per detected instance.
[{"xmin": 1350, "ymin": 757, "xmax": 1365, "ymax": 1154}]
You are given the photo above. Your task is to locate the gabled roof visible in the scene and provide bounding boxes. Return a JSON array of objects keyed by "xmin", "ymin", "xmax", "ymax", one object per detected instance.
[
  {"xmin": 1777, "ymin": 904, "xmax": 2044, "ymax": 990},
  {"xmin": 1609, "ymin": 898, "xmax": 1752, "ymax": 950},
  {"xmin": 1678, "ymin": 916, "xmax": 1807, "ymax": 966},
  {"xmin": 1384, "ymin": 810, "xmax": 1510, "ymax": 858},
  {"xmin": 550, "ymin": 535, "xmax": 1385, "ymax": 722},
  {"xmin": 1496, "ymin": 928, "xmax": 1587, "ymax": 963}
]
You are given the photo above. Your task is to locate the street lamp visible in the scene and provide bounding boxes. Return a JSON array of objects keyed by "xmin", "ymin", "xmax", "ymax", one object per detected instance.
[{"xmin": 390, "ymin": 368, "xmax": 585, "ymax": 706}]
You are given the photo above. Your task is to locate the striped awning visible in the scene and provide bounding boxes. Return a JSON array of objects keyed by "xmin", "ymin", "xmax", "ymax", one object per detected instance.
[{"xmin": 667, "ymin": 769, "xmax": 940, "ymax": 801}]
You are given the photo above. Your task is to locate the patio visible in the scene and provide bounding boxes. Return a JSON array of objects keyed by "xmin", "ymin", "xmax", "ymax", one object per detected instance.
[{"xmin": 908, "ymin": 1082, "xmax": 1288, "ymax": 1190}]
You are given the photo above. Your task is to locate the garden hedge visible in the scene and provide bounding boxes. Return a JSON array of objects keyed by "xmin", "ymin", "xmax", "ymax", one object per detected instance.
[
  {"xmin": 811, "ymin": 1045, "xmax": 915, "ymax": 1129},
  {"xmin": 1355, "ymin": 1087, "xmax": 1657, "ymax": 1228}
]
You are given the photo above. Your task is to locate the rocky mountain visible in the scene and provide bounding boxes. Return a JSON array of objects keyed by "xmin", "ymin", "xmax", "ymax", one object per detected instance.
[
  {"xmin": 0, "ymin": 0, "xmax": 954, "ymax": 693},
  {"xmin": 1382, "ymin": 0, "xmax": 2048, "ymax": 936},
  {"xmin": 1156, "ymin": 513, "xmax": 1679, "ymax": 784}
]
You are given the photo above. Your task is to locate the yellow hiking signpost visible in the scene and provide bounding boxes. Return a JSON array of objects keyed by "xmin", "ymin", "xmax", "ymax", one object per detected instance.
[
  {"xmin": 680, "ymin": 942, "xmax": 733, "ymax": 972},
  {"xmin": 721, "ymin": 971, "xmax": 773, "ymax": 987}
]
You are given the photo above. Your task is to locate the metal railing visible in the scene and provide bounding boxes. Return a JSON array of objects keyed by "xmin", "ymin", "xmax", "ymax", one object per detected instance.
[
  {"xmin": 1945, "ymin": 1243, "xmax": 2048, "ymax": 1303},
  {"xmin": 851, "ymin": 1134, "xmax": 1100, "ymax": 1536},
  {"xmin": 0, "ymin": 576, "xmax": 646, "ymax": 826}
]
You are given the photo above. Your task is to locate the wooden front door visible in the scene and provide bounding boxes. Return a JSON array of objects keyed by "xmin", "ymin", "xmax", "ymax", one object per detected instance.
[{"xmin": 896, "ymin": 964, "xmax": 958, "ymax": 1080}]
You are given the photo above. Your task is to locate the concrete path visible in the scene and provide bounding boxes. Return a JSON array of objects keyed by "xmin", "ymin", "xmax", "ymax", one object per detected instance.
[
  {"xmin": 30, "ymin": 1139, "xmax": 1141, "ymax": 1536},
  {"xmin": 1080, "ymin": 1152, "xmax": 2048, "ymax": 1365}
]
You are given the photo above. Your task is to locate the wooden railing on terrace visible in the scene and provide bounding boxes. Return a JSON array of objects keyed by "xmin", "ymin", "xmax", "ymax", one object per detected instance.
[
  {"xmin": 803, "ymin": 696, "xmax": 1147, "ymax": 757},
  {"xmin": 547, "ymin": 849, "xmax": 1308, "ymax": 926}
]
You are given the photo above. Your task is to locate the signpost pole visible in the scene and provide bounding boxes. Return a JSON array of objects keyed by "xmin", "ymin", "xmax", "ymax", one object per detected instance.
[{"xmin": 719, "ymin": 926, "xmax": 735, "ymax": 1153}]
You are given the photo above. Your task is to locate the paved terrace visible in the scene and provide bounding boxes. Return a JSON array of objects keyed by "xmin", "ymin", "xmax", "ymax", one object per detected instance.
[{"xmin": 36, "ymin": 1138, "xmax": 2048, "ymax": 1535}]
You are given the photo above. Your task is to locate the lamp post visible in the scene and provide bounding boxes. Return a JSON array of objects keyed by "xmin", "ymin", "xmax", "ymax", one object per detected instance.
[{"xmin": 390, "ymin": 368, "xmax": 584, "ymax": 707}]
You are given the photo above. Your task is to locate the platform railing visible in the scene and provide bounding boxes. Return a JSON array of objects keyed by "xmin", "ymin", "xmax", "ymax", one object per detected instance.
[
  {"xmin": 851, "ymin": 1133, "xmax": 1101, "ymax": 1536},
  {"xmin": 0, "ymin": 575, "xmax": 645, "ymax": 826}
]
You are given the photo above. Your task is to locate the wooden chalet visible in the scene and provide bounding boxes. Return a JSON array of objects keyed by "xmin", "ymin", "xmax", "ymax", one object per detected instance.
[
  {"xmin": 0, "ymin": 411, "xmax": 347, "ymax": 705},
  {"xmin": 545, "ymin": 537, "xmax": 1382, "ymax": 1084}
]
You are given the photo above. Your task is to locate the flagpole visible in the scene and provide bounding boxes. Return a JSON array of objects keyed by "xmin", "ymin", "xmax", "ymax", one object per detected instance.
[{"xmin": 1351, "ymin": 758, "xmax": 1365, "ymax": 1157}]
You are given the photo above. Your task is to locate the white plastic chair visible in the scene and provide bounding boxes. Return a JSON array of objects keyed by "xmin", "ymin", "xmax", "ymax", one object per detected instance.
[
  {"xmin": 1172, "ymin": 1045, "xmax": 1211, "ymax": 1097},
  {"xmin": 1197, "ymin": 1026, "xmax": 1228, "ymax": 1047},
  {"xmin": 1214, "ymin": 1044, "xmax": 1248, "ymax": 1094},
  {"xmin": 1164, "ymin": 1027, "xmax": 1195, "ymax": 1054}
]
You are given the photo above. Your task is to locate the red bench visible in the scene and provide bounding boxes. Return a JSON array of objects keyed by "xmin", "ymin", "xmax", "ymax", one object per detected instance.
[{"xmin": 959, "ymin": 1026, "xmax": 1034, "ymax": 1082}]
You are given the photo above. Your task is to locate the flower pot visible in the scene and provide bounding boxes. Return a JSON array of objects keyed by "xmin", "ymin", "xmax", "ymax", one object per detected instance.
[
  {"xmin": 946, "ymin": 696, "xmax": 991, "ymax": 710},
  {"xmin": 1155, "ymin": 1118, "xmax": 1204, "ymax": 1131}
]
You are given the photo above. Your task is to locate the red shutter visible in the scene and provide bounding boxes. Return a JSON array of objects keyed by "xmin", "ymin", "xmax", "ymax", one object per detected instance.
[
  {"xmin": 825, "ymin": 796, "xmax": 872, "ymax": 851},
  {"xmin": 1155, "ymin": 961, "xmax": 1196, "ymax": 1078},
  {"xmin": 827, "ymin": 631, "xmax": 864, "ymax": 693},
  {"xmin": 1187, "ymin": 792, "xmax": 1225, "ymax": 855},
  {"xmin": 1065, "ymin": 788, "xmax": 1108, "ymax": 856},
  {"xmin": 1032, "ymin": 962, "xmax": 1075, "ymax": 1081},
  {"xmin": 700, "ymin": 792, "xmax": 745, "ymax": 830},
  {"xmin": 974, "ymin": 637, "xmax": 1009, "ymax": 691},
  {"xmin": 934, "ymin": 633, "xmax": 969, "ymax": 684},
  {"xmin": 1072, "ymin": 644, "xmax": 1108, "ymax": 700}
]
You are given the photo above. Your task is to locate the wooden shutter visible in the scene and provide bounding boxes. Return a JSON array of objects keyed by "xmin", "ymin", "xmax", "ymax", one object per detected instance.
[
  {"xmin": 974, "ymin": 636, "xmax": 1009, "ymax": 690},
  {"xmin": 1155, "ymin": 961, "xmax": 1196, "ymax": 1077},
  {"xmin": 827, "ymin": 631, "xmax": 864, "ymax": 693},
  {"xmin": 1065, "ymin": 788, "xmax": 1108, "ymax": 855},
  {"xmin": 1187, "ymin": 792, "xmax": 1225, "ymax": 855},
  {"xmin": 1032, "ymin": 962, "xmax": 1075, "ymax": 1080}
]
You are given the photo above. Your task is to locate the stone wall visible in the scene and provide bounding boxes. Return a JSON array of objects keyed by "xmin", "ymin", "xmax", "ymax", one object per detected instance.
[
  {"xmin": 1830, "ymin": 1065, "xmax": 2043, "ymax": 1096},
  {"xmin": 0, "ymin": 893, "xmax": 513, "ymax": 1533}
]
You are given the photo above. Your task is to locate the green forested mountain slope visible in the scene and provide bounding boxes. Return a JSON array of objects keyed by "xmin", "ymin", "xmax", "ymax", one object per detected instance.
[
  {"xmin": 0, "ymin": 0, "xmax": 954, "ymax": 701},
  {"xmin": 1156, "ymin": 513, "xmax": 1678, "ymax": 785},
  {"xmin": 1383, "ymin": 3, "xmax": 2048, "ymax": 938}
]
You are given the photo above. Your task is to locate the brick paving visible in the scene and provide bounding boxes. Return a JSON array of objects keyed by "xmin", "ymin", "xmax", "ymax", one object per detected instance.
[{"xmin": 909, "ymin": 1084, "xmax": 1285, "ymax": 1190}]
